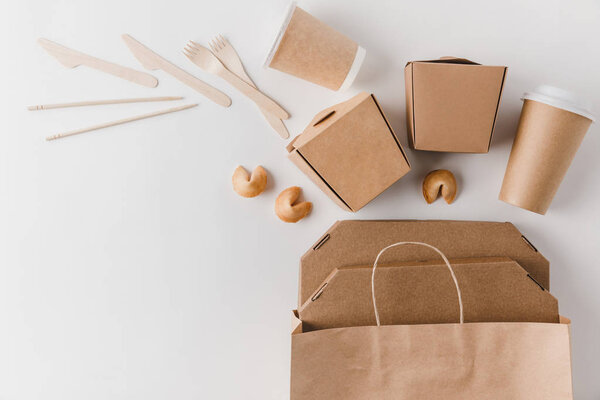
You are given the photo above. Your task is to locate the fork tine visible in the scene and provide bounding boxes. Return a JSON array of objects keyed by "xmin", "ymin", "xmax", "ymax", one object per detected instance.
[
  {"xmin": 218, "ymin": 34, "xmax": 226, "ymax": 47},
  {"xmin": 210, "ymin": 38, "xmax": 220, "ymax": 51},
  {"xmin": 209, "ymin": 39, "xmax": 216, "ymax": 52},
  {"xmin": 185, "ymin": 42, "xmax": 197, "ymax": 54},
  {"xmin": 183, "ymin": 45, "xmax": 195, "ymax": 57},
  {"xmin": 189, "ymin": 40, "xmax": 202, "ymax": 51}
]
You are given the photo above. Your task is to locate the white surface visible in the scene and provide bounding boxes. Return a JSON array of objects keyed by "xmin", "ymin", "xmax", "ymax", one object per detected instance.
[
  {"xmin": 523, "ymin": 85, "xmax": 596, "ymax": 121},
  {"xmin": 1, "ymin": 0, "xmax": 599, "ymax": 399}
]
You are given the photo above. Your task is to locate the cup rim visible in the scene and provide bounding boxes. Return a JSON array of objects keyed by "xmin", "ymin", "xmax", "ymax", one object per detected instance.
[
  {"xmin": 263, "ymin": 1, "xmax": 297, "ymax": 69},
  {"xmin": 522, "ymin": 85, "xmax": 595, "ymax": 122}
]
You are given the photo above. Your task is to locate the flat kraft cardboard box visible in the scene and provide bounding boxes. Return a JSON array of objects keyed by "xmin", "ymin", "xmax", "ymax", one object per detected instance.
[
  {"xmin": 287, "ymin": 92, "xmax": 411, "ymax": 211},
  {"xmin": 298, "ymin": 257, "xmax": 559, "ymax": 331},
  {"xmin": 405, "ymin": 57, "xmax": 507, "ymax": 152},
  {"xmin": 298, "ymin": 220, "xmax": 549, "ymax": 306}
]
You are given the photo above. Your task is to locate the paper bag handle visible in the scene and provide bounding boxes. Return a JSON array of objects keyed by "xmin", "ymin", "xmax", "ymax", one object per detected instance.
[{"xmin": 371, "ymin": 242, "xmax": 464, "ymax": 326}]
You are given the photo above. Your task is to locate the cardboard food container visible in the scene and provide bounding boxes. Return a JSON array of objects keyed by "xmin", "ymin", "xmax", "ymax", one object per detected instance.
[
  {"xmin": 298, "ymin": 257, "xmax": 559, "ymax": 331},
  {"xmin": 499, "ymin": 85, "xmax": 595, "ymax": 214},
  {"xmin": 286, "ymin": 92, "xmax": 411, "ymax": 212},
  {"xmin": 264, "ymin": 2, "xmax": 366, "ymax": 91},
  {"xmin": 405, "ymin": 57, "xmax": 507, "ymax": 152},
  {"xmin": 297, "ymin": 220, "xmax": 549, "ymax": 305}
]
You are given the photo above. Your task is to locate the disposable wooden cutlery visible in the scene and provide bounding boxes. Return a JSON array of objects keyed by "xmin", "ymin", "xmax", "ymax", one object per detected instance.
[
  {"xmin": 28, "ymin": 96, "xmax": 182, "ymax": 111},
  {"xmin": 38, "ymin": 38, "xmax": 158, "ymax": 88},
  {"xmin": 122, "ymin": 34, "xmax": 231, "ymax": 108},
  {"xmin": 209, "ymin": 35, "xmax": 289, "ymax": 139},
  {"xmin": 46, "ymin": 103, "xmax": 197, "ymax": 141},
  {"xmin": 184, "ymin": 41, "xmax": 289, "ymax": 120}
]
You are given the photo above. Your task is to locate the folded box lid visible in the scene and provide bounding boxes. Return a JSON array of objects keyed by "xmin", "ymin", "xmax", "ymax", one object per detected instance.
[
  {"xmin": 298, "ymin": 220, "xmax": 549, "ymax": 306},
  {"xmin": 405, "ymin": 57, "xmax": 507, "ymax": 152},
  {"xmin": 288, "ymin": 92, "xmax": 410, "ymax": 211},
  {"xmin": 298, "ymin": 257, "xmax": 558, "ymax": 331}
]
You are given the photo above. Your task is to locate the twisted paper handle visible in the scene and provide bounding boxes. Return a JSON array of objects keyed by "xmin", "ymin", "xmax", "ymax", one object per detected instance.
[{"xmin": 371, "ymin": 241, "xmax": 464, "ymax": 326}]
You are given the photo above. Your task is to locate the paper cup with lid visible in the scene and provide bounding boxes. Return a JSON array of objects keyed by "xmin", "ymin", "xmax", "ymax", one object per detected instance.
[
  {"xmin": 264, "ymin": 2, "xmax": 366, "ymax": 91},
  {"xmin": 499, "ymin": 85, "xmax": 595, "ymax": 214}
]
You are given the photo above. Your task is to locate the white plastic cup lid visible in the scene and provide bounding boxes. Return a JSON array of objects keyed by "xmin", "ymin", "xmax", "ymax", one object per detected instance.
[{"xmin": 522, "ymin": 85, "xmax": 595, "ymax": 122}]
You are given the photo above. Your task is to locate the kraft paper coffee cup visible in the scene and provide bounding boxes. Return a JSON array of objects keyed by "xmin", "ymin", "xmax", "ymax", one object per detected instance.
[
  {"xmin": 264, "ymin": 2, "xmax": 366, "ymax": 91},
  {"xmin": 499, "ymin": 85, "xmax": 595, "ymax": 214}
]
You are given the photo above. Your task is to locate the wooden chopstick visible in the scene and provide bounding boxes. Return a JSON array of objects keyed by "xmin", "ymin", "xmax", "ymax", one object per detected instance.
[
  {"xmin": 28, "ymin": 96, "xmax": 183, "ymax": 111},
  {"xmin": 46, "ymin": 103, "xmax": 197, "ymax": 141}
]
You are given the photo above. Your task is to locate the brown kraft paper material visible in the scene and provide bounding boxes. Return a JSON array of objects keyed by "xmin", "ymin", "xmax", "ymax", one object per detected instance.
[
  {"xmin": 268, "ymin": 6, "xmax": 359, "ymax": 90},
  {"xmin": 298, "ymin": 257, "xmax": 559, "ymax": 331},
  {"xmin": 499, "ymin": 100, "xmax": 593, "ymax": 214},
  {"xmin": 287, "ymin": 93, "xmax": 410, "ymax": 212},
  {"xmin": 290, "ymin": 314, "xmax": 573, "ymax": 400},
  {"xmin": 404, "ymin": 57, "xmax": 507, "ymax": 153},
  {"xmin": 299, "ymin": 220, "xmax": 549, "ymax": 305}
]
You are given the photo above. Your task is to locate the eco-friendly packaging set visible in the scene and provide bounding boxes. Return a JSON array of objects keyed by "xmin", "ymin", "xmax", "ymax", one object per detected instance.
[
  {"xmin": 286, "ymin": 92, "xmax": 411, "ymax": 212},
  {"xmin": 290, "ymin": 220, "xmax": 573, "ymax": 399},
  {"xmin": 499, "ymin": 85, "xmax": 595, "ymax": 214},
  {"xmin": 404, "ymin": 57, "xmax": 507, "ymax": 152},
  {"xmin": 265, "ymin": 2, "xmax": 365, "ymax": 91}
]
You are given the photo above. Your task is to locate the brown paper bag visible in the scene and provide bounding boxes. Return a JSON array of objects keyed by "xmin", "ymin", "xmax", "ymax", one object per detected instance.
[{"xmin": 290, "ymin": 242, "xmax": 573, "ymax": 399}]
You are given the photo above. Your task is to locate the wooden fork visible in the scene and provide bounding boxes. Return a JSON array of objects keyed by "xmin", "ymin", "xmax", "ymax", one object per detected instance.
[
  {"xmin": 209, "ymin": 35, "xmax": 289, "ymax": 138},
  {"xmin": 184, "ymin": 41, "xmax": 289, "ymax": 120}
]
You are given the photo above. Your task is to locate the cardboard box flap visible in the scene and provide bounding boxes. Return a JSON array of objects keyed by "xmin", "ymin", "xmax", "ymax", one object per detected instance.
[
  {"xmin": 298, "ymin": 220, "xmax": 549, "ymax": 305},
  {"xmin": 288, "ymin": 92, "xmax": 371, "ymax": 150},
  {"xmin": 291, "ymin": 310, "xmax": 304, "ymax": 335},
  {"xmin": 298, "ymin": 257, "xmax": 559, "ymax": 331}
]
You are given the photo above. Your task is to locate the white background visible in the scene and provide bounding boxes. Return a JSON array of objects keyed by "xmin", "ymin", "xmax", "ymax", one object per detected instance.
[{"xmin": 1, "ymin": 0, "xmax": 599, "ymax": 398}]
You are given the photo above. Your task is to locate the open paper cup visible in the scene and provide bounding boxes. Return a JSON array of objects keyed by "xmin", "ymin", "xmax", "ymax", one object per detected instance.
[
  {"xmin": 499, "ymin": 85, "xmax": 595, "ymax": 214},
  {"xmin": 264, "ymin": 2, "xmax": 366, "ymax": 91}
]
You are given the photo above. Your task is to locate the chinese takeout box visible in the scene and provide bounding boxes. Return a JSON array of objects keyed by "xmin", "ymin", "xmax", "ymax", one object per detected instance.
[
  {"xmin": 404, "ymin": 57, "xmax": 507, "ymax": 152},
  {"xmin": 286, "ymin": 93, "xmax": 411, "ymax": 212}
]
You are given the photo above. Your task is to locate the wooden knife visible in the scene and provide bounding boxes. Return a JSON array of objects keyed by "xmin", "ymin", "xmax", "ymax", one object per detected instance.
[
  {"xmin": 38, "ymin": 38, "xmax": 158, "ymax": 88},
  {"xmin": 122, "ymin": 34, "xmax": 231, "ymax": 107}
]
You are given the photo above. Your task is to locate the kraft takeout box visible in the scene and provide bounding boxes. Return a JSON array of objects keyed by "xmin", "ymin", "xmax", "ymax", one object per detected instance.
[
  {"xmin": 405, "ymin": 57, "xmax": 507, "ymax": 152},
  {"xmin": 297, "ymin": 220, "xmax": 549, "ymax": 305},
  {"xmin": 298, "ymin": 257, "xmax": 559, "ymax": 331},
  {"xmin": 287, "ymin": 92, "xmax": 411, "ymax": 212}
]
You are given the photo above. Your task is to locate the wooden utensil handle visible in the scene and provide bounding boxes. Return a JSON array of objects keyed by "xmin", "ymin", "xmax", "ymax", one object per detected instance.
[
  {"xmin": 161, "ymin": 62, "xmax": 231, "ymax": 107},
  {"xmin": 28, "ymin": 96, "xmax": 182, "ymax": 110},
  {"xmin": 220, "ymin": 68, "xmax": 289, "ymax": 120},
  {"xmin": 46, "ymin": 104, "xmax": 197, "ymax": 141}
]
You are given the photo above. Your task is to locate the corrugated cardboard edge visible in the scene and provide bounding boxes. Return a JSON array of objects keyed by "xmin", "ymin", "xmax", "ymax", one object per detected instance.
[
  {"xmin": 287, "ymin": 94, "xmax": 410, "ymax": 212},
  {"xmin": 404, "ymin": 58, "xmax": 508, "ymax": 153}
]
